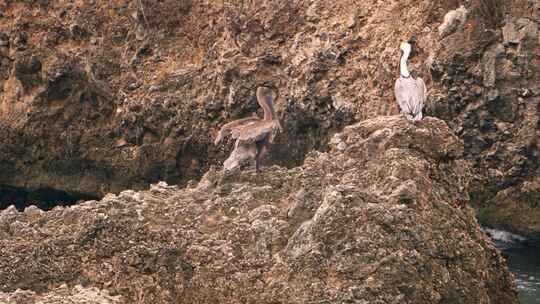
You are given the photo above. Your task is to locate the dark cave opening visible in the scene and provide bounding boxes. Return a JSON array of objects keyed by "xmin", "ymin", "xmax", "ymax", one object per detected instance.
[{"xmin": 0, "ymin": 185, "xmax": 100, "ymax": 211}]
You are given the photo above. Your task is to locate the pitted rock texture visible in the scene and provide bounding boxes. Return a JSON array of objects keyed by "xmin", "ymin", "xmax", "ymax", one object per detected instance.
[
  {"xmin": 0, "ymin": 286, "xmax": 121, "ymax": 304},
  {"xmin": 0, "ymin": 116, "xmax": 518, "ymax": 304},
  {"xmin": 425, "ymin": 1, "xmax": 540, "ymax": 236},
  {"xmin": 1, "ymin": 0, "xmax": 536, "ymax": 237},
  {"xmin": 0, "ymin": 0, "xmax": 467, "ymax": 197}
]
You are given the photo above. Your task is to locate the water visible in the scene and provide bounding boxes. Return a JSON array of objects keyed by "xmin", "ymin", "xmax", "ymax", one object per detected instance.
[{"xmin": 485, "ymin": 228, "xmax": 540, "ymax": 304}]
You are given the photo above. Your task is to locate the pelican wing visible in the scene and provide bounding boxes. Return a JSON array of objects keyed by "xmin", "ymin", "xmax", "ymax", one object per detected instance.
[
  {"xmin": 233, "ymin": 120, "xmax": 281, "ymax": 144},
  {"xmin": 395, "ymin": 77, "xmax": 426, "ymax": 122},
  {"xmin": 214, "ymin": 116, "xmax": 261, "ymax": 145}
]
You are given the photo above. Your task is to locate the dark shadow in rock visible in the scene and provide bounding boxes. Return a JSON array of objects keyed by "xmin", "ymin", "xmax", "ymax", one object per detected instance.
[{"xmin": 0, "ymin": 185, "xmax": 100, "ymax": 211}]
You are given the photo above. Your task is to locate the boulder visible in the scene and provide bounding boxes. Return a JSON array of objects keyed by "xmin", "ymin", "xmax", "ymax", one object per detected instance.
[{"xmin": 0, "ymin": 116, "xmax": 518, "ymax": 303}]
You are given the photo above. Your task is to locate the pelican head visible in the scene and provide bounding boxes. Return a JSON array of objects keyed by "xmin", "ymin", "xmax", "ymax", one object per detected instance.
[
  {"xmin": 256, "ymin": 86, "xmax": 278, "ymax": 122},
  {"xmin": 400, "ymin": 42, "xmax": 412, "ymax": 54}
]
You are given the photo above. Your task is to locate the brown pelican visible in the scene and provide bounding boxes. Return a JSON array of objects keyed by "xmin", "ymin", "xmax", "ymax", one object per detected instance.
[
  {"xmin": 395, "ymin": 40, "xmax": 426, "ymax": 123},
  {"xmin": 215, "ymin": 86, "xmax": 282, "ymax": 172}
]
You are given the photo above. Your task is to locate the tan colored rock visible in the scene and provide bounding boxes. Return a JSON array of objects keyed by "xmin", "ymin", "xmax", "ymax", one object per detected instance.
[
  {"xmin": 428, "ymin": 2, "xmax": 540, "ymax": 236},
  {"xmin": 0, "ymin": 0, "xmax": 538, "ymax": 241},
  {"xmin": 0, "ymin": 286, "xmax": 122, "ymax": 304},
  {"xmin": 438, "ymin": 6, "xmax": 468, "ymax": 38},
  {"xmin": 0, "ymin": 0, "xmax": 455, "ymax": 197},
  {"xmin": 0, "ymin": 116, "xmax": 518, "ymax": 303},
  {"xmin": 502, "ymin": 17, "xmax": 520, "ymax": 45}
]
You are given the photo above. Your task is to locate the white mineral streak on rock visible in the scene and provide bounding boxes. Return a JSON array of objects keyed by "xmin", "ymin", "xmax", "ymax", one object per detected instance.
[{"xmin": 438, "ymin": 6, "xmax": 468, "ymax": 38}]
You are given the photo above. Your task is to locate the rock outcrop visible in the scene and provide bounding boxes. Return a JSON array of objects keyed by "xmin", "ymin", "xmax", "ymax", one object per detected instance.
[
  {"xmin": 0, "ymin": 116, "xmax": 518, "ymax": 303},
  {"xmin": 0, "ymin": 286, "xmax": 121, "ymax": 304},
  {"xmin": 426, "ymin": 1, "xmax": 540, "ymax": 236}
]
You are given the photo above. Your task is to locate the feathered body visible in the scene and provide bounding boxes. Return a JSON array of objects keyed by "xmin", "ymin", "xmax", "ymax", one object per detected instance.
[
  {"xmin": 395, "ymin": 42, "xmax": 426, "ymax": 123},
  {"xmin": 395, "ymin": 76, "xmax": 426, "ymax": 122},
  {"xmin": 215, "ymin": 87, "xmax": 282, "ymax": 172}
]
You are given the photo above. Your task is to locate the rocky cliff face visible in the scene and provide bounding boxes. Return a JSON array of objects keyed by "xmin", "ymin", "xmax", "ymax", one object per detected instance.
[
  {"xmin": 425, "ymin": 1, "xmax": 540, "ymax": 236},
  {"xmin": 0, "ymin": 0, "xmax": 461, "ymax": 195},
  {"xmin": 0, "ymin": 116, "xmax": 518, "ymax": 303}
]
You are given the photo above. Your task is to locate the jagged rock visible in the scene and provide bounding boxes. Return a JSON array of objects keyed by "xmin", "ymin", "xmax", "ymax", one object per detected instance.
[
  {"xmin": 438, "ymin": 6, "xmax": 468, "ymax": 38},
  {"xmin": 0, "ymin": 32, "xmax": 9, "ymax": 47},
  {"xmin": 486, "ymin": 89, "xmax": 499, "ymax": 102},
  {"xmin": 12, "ymin": 31, "xmax": 27, "ymax": 51},
  {"xmin": 429, "ymin": 2, "xmax": 540, "ymax": 236},
  {"xmin": 0, "ymin": 116, "xmax": 518, "ymax": 303},
  {"xmin": 0, "ymin": 0, "xmax": 465, "ymax": 197},
  {"xmin": 14, "ymin": 53, "xmax": 42, "ymax": 91},
  {"xmin": 69, "ymin": 22, "xmax": 87, "ymax": 40},
  {"xmin": 502, "ymin": 17, "xmax": 520, "ymax": 45},
  {"xmin": 517, "ymin": 19, "xmax": 538, "ymax": 53},
  {"xmin": 0, "ymin": 0, "xmax": 537, "ymax": 241},
  {"xmin": 481, "ymin": 44, "xmax": 504, "ymax": 88},
  {"xmin": 0, "ymin": 286, "xmax": 122, "ymax": 304}
]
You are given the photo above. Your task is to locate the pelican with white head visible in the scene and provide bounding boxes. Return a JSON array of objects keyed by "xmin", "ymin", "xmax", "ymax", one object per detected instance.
[{"xmin": 395, "ymin": 37, "xmax": 426, "ymax": 123}]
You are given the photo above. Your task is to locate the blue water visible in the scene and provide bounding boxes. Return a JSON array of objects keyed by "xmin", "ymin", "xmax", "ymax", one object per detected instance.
[{"xmin": 485, "ymin": 228, "xmax": 540, "ymax": 304}]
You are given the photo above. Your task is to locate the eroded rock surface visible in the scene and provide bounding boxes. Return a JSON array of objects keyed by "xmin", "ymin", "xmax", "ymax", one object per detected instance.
[
  {"xmin": 0, "ymin": 116, "xmax": 518, "ymax": 303},
  {"xmin": 0, "ymin": 0, "xmax": 537, "ymax": 250},
  {"xmin": 426, "ymin": 1, "xmax": 540, "ymax": 236},
  {"xmin": 0, "ymin": 286, "xmax": 121, "ymax": 304},
  {"xmin": 0, "ymin": 0, "xmax": 469, "ymax": 197}
]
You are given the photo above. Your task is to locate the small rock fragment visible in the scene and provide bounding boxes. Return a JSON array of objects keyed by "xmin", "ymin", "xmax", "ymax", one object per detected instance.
[{"xmin": 438, "ymin": 6, "xmax": 468, "ymax": 38}]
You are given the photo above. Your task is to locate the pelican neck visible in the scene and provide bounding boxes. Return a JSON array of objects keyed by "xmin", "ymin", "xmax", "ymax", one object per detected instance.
[{"xmin": 400, "ymin": 50, "xmax": 411, "ymax": 78}]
